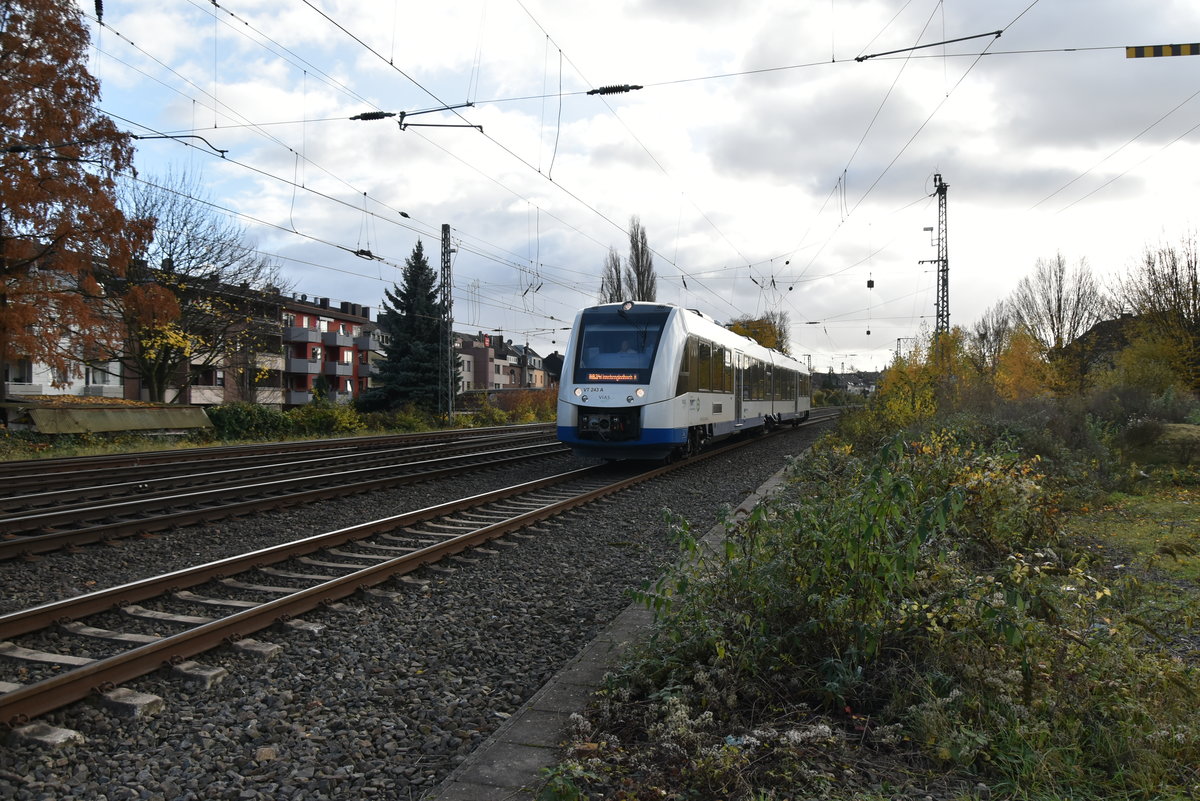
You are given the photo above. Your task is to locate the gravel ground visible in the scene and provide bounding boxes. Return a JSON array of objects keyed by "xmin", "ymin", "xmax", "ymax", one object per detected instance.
[{"xmin": 0, "ymin": 424, "xmax": 828, "ymax": 801}]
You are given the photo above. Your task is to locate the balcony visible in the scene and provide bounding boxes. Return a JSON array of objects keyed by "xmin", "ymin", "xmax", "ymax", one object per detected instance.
[
  {"xmin": 285, "ymin": 390, "xmax": 311, "ymax": 406},
  {"xmin": 190, "ymin": 386, "xmax": 225, "ymax": 406},
  {"xmin": 322, "ymin": 331, "xmax": 353, "ymax": 348},
  {"xmin": 254, "ymin": 387, "xmax": 284, "ymax": 407},
  {"xmin": 4, "ymin": 382, "xmax": 43, "ymax": 396},
  {"xmin": 283, "ymin": 326, "xmax": 321, "ymax": 344},
  {"xmin": 285, "ymin": 357, "xmax": 321, "ymax": 374},
  {"xmin": 82, "ymin": 385, "xmax": 124, "ymax": 398},
  {"xmin": 324, "ymin": 361, "xmax": 353, "ymax": 377}
]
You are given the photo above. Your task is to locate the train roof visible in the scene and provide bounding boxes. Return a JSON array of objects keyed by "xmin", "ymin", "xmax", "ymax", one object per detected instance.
[{"xmin": 576, "ymin": 302, "xmax": 806, "ymax": 371}]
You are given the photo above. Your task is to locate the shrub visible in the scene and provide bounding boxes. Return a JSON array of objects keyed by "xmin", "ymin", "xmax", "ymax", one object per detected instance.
[
  {"xmin": 205, "ymin": 402, "xmax": 294, "ymax": 441},
  {"xmin": 618, "ymin": 423, "xmax": 1200, "ymax": 798},
  {"xmin": 285, "ymin": 400, "xmax": 366, "ymax": 436},
  {"xmin": 464, "ymin": 396, "xmax": 510, "ymax": 427},
  {"xmin": 498, "ymin": 387, "xmax": 557, "ymax": 423},
  {"xmin": 356, "ymin": 406, "xmax": 436, "ymax": 433}
]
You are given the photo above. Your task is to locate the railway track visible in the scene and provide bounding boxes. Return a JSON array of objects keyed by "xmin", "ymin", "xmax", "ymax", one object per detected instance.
[
  {"xmin": 0, "ymin": 415, "xmax": 837, "ymax": 729},
  {"xmin": 0, "ymin": 435, "xmax": 567, "ymax": 560},
  {"xmin": 0, "ymin": 424, "xmax": 553, "ymax": 496}
]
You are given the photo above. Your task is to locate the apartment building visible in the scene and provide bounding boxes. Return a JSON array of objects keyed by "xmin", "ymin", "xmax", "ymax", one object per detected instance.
[
  {"xmin": 452, "ymin": 332, "xmax": 545, "ymax": 392},
  {"xmin": 4, "ymin": 285, "xmax": 553, "ymax": 412},
  {"xmin": 280, "ymin": 295, "xmax": 373, "ymax": 407}
]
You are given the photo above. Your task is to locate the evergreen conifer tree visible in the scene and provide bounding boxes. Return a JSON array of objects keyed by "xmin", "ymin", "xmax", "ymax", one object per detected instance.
[{"xmin": 357, "ymin": 240, "xmax": 443, "ymax": 412}]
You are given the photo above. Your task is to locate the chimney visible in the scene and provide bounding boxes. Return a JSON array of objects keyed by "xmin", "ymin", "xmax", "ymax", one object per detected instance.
[
  {"xmin": 340, "ymin": 301, "xmax": 350, "ymax": 313},
  {"xmin": 361, "ymin": 306, "xmax": 370, "ymax": 319},
  {"xmin": 319, "ymin": 297, "xmax": 330, "ymax": 309}
]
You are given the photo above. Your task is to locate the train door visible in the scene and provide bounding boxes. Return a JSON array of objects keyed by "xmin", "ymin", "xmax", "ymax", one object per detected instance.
[{"xmin": 733, "ymin": 350, "xmax": 744, "ymax": 425}]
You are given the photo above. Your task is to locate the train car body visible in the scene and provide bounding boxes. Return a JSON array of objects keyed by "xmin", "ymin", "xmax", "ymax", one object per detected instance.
[{"xmin": 556, "ymin": 302, "xmax": 812, "ymax": 460}]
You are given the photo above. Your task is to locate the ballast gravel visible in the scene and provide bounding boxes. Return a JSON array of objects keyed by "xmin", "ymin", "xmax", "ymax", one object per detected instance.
[{"xmin": 0, "ymin": 426, "xmax": 827, "ymax": 801}]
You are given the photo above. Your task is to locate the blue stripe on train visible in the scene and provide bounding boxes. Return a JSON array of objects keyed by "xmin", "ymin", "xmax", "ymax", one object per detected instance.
[{"xmin": 556, "ymin": 426, "xmax": 686, "ymax": 447}]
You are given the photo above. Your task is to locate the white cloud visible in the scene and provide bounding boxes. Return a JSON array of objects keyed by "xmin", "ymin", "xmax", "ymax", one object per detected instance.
[{"xmin": 78, "ymin": 0, "xmax": 1200, "ymax": 369}]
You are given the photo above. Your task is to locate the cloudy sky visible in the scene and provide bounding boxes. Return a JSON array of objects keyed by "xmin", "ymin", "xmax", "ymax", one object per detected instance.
[{"xmin": 83, "ymin": 0, "xmax": 1200, "ymax": 372}]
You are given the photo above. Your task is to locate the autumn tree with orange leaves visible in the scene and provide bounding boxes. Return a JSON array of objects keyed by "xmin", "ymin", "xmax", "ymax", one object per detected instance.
[
  {"xmin": 0, "ymin": 0, "xmax": 150, "ymax": 385},
  {"xmin": 727, "ymin": 310, "xmax": 792, "ymax": 355}
]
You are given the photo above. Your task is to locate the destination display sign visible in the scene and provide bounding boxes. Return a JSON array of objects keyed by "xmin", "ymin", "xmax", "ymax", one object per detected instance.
[{"xmin": 586, "ymin": 372, "xmax": 639, "ymax": 382}]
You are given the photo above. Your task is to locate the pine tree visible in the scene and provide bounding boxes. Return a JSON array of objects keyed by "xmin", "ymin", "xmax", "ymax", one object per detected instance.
[{"xmin": 358, "ymin": 240, "xmax": 443, "ymax": 412}]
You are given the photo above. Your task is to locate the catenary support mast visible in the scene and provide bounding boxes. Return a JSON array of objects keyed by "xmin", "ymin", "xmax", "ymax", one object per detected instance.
[
  {"xmin": 440, "ymin": 223, "xmax": 454, "ymax": 418},
  {"xmin": 933, "ymin": 174, "xmax": 949, "ymax": 335}
]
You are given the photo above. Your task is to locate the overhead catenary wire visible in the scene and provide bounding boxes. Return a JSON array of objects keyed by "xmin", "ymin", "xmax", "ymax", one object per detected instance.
[{"xmin": 83, "ymin": 0, "xmax": 1184, "ymax": 364}]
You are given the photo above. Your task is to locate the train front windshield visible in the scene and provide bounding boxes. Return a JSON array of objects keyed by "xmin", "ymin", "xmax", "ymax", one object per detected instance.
[{"xmin": 570, "ymin": 308, "xmax": 670, "ymax": 384}]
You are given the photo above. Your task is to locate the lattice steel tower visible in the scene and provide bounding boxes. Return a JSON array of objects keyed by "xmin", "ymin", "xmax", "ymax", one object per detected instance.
[
  {"xmin": 933, "ymin": 174, "xmax": 949, "ymax": 335},
  {"xmin": 439, "ymin": 223, "xmax": 455, "ymax": 418}
]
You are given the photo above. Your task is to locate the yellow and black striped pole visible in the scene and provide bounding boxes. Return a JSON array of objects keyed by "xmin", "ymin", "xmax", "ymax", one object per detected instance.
[{"xmin": 1126, "ymin": 43, "xmax": 1200, "ymax": 58}]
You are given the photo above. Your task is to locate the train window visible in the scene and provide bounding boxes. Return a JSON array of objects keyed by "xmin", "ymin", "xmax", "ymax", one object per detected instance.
[
  {"xmin": 779, "ymin": 369, "xmax": 794, "ymax": 402},
  {"xmin": 723, "ymin": 348, "xmax": 733, "ymax": 393},
  {"xmin": 676, "ymin": 336, "xmax": 692, "ymax": 395},
  {"xmin": 688, "ymin": 337, "xmax": 701, "ymax": 393},
  {"xmin": 697, "ymin": 340, "xmax": 712, "ymax": 391},
  {"xmin": 574, "ymin": 308, "xmax": 669, "ymax": 383}
]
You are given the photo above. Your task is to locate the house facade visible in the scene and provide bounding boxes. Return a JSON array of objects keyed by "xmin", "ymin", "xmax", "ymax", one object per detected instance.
[
  {"xmin": 280, "ymin": 296, "xmax": 373, "ymax": 407},
  {"xmin": 4, "ymin": 289, "xmax": 553, "ymax": 412}
]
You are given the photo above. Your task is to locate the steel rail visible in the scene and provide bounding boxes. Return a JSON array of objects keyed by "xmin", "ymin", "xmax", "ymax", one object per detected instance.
[
  {"xmin": 0, "ymin": 465, "xmax": 611, "ymax": 640},
  {"xmin": 0, "ymin": 463, "xmax": 644, "ymax": 727},
  {"xmin": 0, "ymin": 442, "xmax": 570, "ymax": 559},
  {"xmin": 0, "ymin": 411, "xmax": 840, "ymax": 726},
  {"xmin": 0, "ymin": 431, "xmax": 554, "ymax": 512},
  {"xmin": 0, "ymin": 425, "xmax": 554, "ymax": 490},
  {"xmin": 0, "ymin": 423, "xmax": 554, "ymax": 480}
]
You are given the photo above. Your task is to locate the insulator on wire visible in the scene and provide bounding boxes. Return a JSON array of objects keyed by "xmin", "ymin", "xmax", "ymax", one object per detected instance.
[{"xmin": 587, "ymin": 84, "xmax": 643, "ymax": 95}]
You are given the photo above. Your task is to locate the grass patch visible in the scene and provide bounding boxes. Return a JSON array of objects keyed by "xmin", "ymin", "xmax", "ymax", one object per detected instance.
[{"xmin": 1067, "ymin": 482, "xmax": 1200, "ymax": 585}]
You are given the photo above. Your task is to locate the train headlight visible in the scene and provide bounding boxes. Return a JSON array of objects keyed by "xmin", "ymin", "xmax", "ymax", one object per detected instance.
[
  {"xmin": 635, "ymin": 388, "xmax": 645, "ymax": 397},
  {"xmin": 573, "ymin": 387, "xmax": 582, "ymax": 396}
]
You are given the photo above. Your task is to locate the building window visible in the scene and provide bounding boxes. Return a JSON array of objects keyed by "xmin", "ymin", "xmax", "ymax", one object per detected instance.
[
  {"xmin": 6, "ymin": 358, "xmax": 33, "ymax": 383},
  {"xmin": 87, "ymin": 365, "xmax": 117, "ymax": 385}
]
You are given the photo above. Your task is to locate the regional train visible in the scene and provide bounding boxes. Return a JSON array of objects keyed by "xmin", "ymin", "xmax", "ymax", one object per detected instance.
[{"xmin": 556, "ymin": 301, "xmax": 812, "ymax": 460}]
